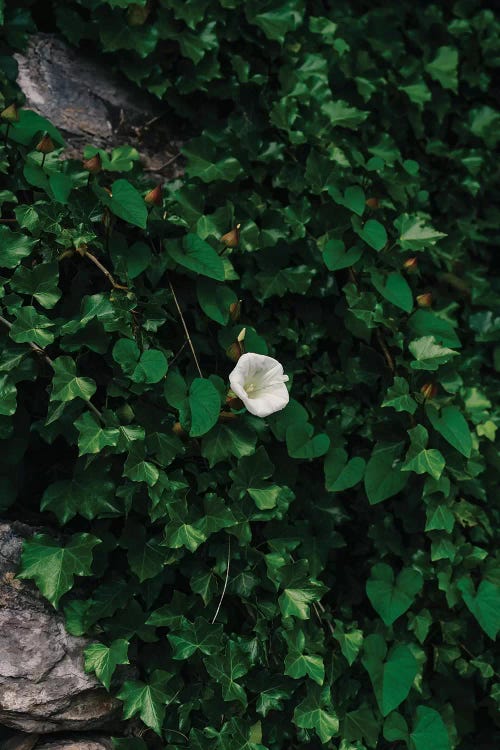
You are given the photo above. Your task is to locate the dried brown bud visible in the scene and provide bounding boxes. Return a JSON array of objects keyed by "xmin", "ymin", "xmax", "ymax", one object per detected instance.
[
  {"xmin": 421, "ymin": 383, "xmax": 438, "ymax": 400},
  {"xmin": 226, "ymin": 392, "xmax": 243, "ymax": 410},
  {"xmin": 35, "ymin": 134, "xmax": 56, "ymax": 154},
  {"xmin": 1, "ymin": 103, "xmax": 19, "ymax": 123},
  {"xmin": 172, "ymin": 421, "xmax": 188, "ymax": 439},
  {"xmin": 416, "ymin": 292, "xmax": 432, "ymax": 308},
  {"xmin": 221, "ymin": 224, "xmax": 241, "ymax": 248},
  {"xmin": 127, "ymin": 3, "xmax": 151, "ymax": 26},
  {"xmin": 229, "ymin": 300, "xmax": 242, "ymax": 322},
  {"xmin": 83, "ymin": 153, "xmax": 102, "ymax": 175},
  {"xmin": 144, "ymin": 184, "xmax": 163, "ymax": 206},
  {"xmin": 226, "ymin": 341, "xmax": 243, "ymax": 363},
  {"xmin": 403, "ymin": 257, "xmax": 418, "ymax": 273},
  {"xmin": 365, "ymin": 197, "xmax": 379, "ymax": 209}
]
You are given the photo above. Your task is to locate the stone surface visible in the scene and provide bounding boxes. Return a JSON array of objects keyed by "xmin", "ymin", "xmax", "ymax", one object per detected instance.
[
  {"xmin": 14, "ymin": 33, "xmax": 184, "ymax": 179},
  {"xmin": 0, "ymin": 522, "xmax": 121, "ymax": 734},
  {"xmin": 36, "ymin": 739, "xmax": 112, "ymax": 750}
]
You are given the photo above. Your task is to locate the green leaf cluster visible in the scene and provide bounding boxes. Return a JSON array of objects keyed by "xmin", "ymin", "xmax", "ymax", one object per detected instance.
[{"xmin": 1, "ymin": 0, "xmax": 499, "ymax": 748}]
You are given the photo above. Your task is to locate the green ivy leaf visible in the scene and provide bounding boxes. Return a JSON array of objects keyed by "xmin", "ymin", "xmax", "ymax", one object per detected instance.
[
  {"xmin": 50, "ymin": 356, "xmax": 96, "ymax": 402},
  {"xmin": 372, "ymin": 272, "xmax": 413, "ymax": 312},
  {"xmin": 284, "ymin": 649, "xmax": 325, "ymax": 686},
  {"xmin": 74, "ymin": 412, "xmax": 120, "ymax": 455},
  {"xmin": 409, "ymin": 336, "xmax": 459, "ymax": 370},
  {"xmin": 362, "ymin": 634, "xmax": 418, "ymax": 716},
  {"xmin": 10, "ymin": 306, "xmax": 55, "ymax": 347},
  {"xmin": 123, "ymin": 445, "xmax": 159, "ymax": 486},
  {"xmin": 168, "ymin": 617, "xmax": 224, "ymax": 659},
  {"xmin": 197, "ymin": 278, "xmax": 238, "ymax": 324},
  {"xmin": 425, "ymin": 46, "xmax": 458, "ymax": 93},
  {"xmin": 343, "ymin": 705, "xmax": 380, "ymax": 748},
  {"xmin": 18, "ymin": 533, "xmax": 101, "ymax": 608},
  {"xmin": 102, "ymin": 179, "xmax": 148, "ymax": 228},
  {"xmin": 402, "ymin": 424, "xmax": 445, "ymax": 481},
  {"xmin": 187, "ymin": 377, "xmax": 221, "ymax": 437},
  {"xmin": 286, "ymin": 423, "xmax": 330, "ymax": 459},
  {"xmin": 426, "ymin": 405, "xmax": 472, "ymax": 458},
  {"xmin": 364, "ymin": 442, "xmax": 408, "ymax": 504},
  {"xmin": 84, "ymin": 638, "xmax": 129, "ymax": 690},
  {"xmin": 168, "ymin": 234, "xmax": 225, "ymax": 280},
  {"xmin": 204, "ymin": 641, "xmax": 250, "ymax": 705},
  {"xmin": 322, "ymin": 239, "xmax": 363, "ymax": 271},
  {"xmin": 356, "ymin": 219, "xmax": 387, "ymax": 251},
  {"xmin": 395, "ymin": 214, "xmax": 447, "ymax": 250},
  {"xmin": 0, "ymin": 374, "xmax": 17, "ymax": 416},
  {"xmin": 458, "ymin": 577, "xmax": 500, "ymax": 640},
  {"xmin": 366, "ymin": 563, "xmax": 423, "ymax": 626},
  {"xmin": 332, "ymin": 620, "xmax": 363, "ymax": 666},
  {"xmin": 410, "ymin": 707, "xmax": 449, "ymax": 750},
  {"xmin": 117, "ymin": 670, "xmax": 174, "ymax": 735},
  {"xmin": 0, "ymin": 226, "xmax": 37, "ymax": 268},
  {"xmin": 293, "ymin": 685, "xmax": 339, "ymax": 744},
  {"xmin": 11, "ymin": 261, "xmax": 61, "ymax": 308},
  {"xmin": 382, "ymin": 377, "xmax": 417, "ymax": 415}
]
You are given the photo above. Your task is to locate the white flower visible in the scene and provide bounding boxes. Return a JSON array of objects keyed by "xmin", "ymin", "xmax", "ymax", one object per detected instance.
[{"xmin": 229, "ymin": 352, "xmax": 289, "ymax": 418}]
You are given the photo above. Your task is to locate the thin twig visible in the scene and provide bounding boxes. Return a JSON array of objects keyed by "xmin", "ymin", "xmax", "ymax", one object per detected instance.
[
  {"xmin": 169, "ymin": 340, "xmax": 188, "ymax": 367},
  {"xmin": 211, "ymin": 537, "xmax": 231, "ymax": 624},
  {"xmin": 375, "ymin": 328, "xmax": 395, "ymax": 372},
  {"xmin": 167, "ymin": 274, "xmax": 203, "ymax": 378},
  {"xmin": 83, "ymin": 249, "xmax": 128, "ymax": 291},
  {"xmin": 312, "ymin": 601, "xmax": 335, "ymax": 637},
  {"xmin": 0, "ymin": 313, "xmax": 103, "ymax": 422},
  {"xmin": 143, "ymin": 152, "xmax": 181, "ymax": 172}
]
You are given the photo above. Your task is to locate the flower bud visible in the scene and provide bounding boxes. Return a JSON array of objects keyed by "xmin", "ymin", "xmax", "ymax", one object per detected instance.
[
  {"xmin": 127, "ymin": 3, "xmax": 150, "ymax": 25},
  {"xmin": 35, "ymin": 133, "xmax": 56, "ymax": 154},
  {"xmin": 403, "ymin": 257, "xmax": 418, "ymax": 273},
  {"xmin": 229, "ymin": 300, "xmax": 242, "ymax": 322},
  {"xmin": 1, "ymin": 103, "xmax": 19, "ymax": 122},
  {"xmin": 365, "ymin": 197, "xmax": 379, "ymax": 209},
  {"xmin": 226, "ymin": 391, "xmax": 243, "ymax": 410},
  {"xmin": 226, "ymin": 342, "xmax": 243, "ymax": 363},
  {"xmin": 144, "ymin": 184, "xmax": 163, "ymax": 206},
  {"xmin": 416, "ymin": 292, "xmax": 432, "ymax": 308},
  {"xmin": 421, "ymin": 383, "xmax": 438, "ymax": 400},
  {"xmin": 172, "ymin": 421, "xmax": 188, "ymax": 438},
  {"xmin": 117, "ymin": 404, "xmax": 134, "ymax": 424},
  {"xmin": 237, "ymin": 327, "xmax": 246, "ymax": 343},
  {"xmin": 220, "ymin": 223, "xmax": 241, "ymax": 247},
  {"xmin": 83, "ymin": 153, "xmax": 102, "ymax": 174}
]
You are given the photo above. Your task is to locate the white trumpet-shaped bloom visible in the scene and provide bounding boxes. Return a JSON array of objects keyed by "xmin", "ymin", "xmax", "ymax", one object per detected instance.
[{"xmin": 229, "ymin": 352, "xmax": 289, "ymax": 418}]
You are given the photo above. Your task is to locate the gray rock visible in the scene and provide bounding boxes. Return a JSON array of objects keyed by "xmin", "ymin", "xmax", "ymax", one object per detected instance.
[
  {"xmin": 36, "ymin": 740, "xmax": 112, "ymax": 750},
  {"xmin": 14, "ymin": 33, "xmax": 183, "ymax": 180},
  {"xmin": 0, "ymin": 522, "xmax": 121, "ymax": 734}
]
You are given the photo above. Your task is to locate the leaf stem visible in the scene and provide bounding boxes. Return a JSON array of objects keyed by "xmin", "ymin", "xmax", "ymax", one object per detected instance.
[
  {"xmin": 81, "ymin": 247, "xmax": 128, "ymax": 290},
  {"xmin": 211, "ymin": 537, "xmax": 231, "ymax": 624},
  {"xmin": 167, "ymin": 274, "xmax": 203, "ymax": 378}
]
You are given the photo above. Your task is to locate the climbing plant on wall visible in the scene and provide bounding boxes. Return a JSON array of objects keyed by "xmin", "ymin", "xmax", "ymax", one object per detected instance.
[{"xmin": 1, "ymin": 1, "xmax": 499, "ymax": 748}]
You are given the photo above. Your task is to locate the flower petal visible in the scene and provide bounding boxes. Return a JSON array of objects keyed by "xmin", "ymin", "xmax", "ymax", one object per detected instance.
[{"xmin": 242, "ymin": 382, "xmax": 289, "ymax": 418}]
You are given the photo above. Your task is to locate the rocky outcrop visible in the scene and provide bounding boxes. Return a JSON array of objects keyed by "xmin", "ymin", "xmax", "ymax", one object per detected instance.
[
  {"xmin": 14, "ymin": 33, "xmax": 184, "ymax": 179},
  {"xmin": 0, "ymin": 522, "xmax": 121, "ymax": 734}
]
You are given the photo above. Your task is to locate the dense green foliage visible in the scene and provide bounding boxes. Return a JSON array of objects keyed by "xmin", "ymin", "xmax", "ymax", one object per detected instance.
[{"xmin": 1, "ymin": 1, "xmax": 500, "ymax": 748}]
